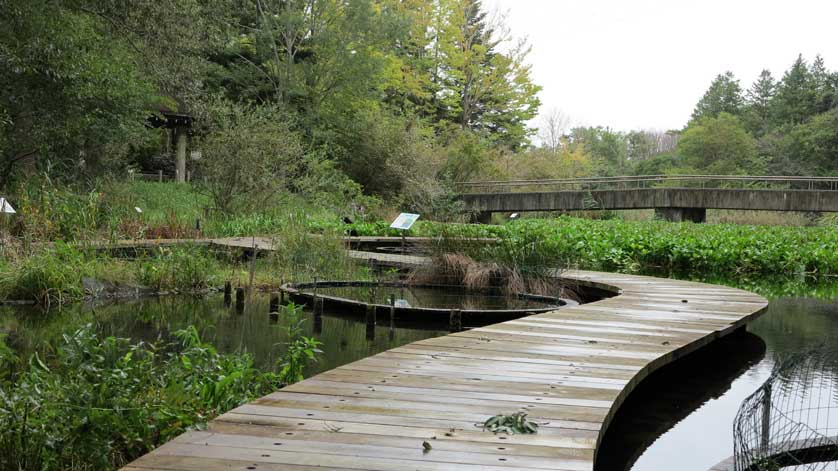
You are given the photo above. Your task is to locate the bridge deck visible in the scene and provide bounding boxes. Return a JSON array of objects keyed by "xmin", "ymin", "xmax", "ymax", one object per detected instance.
[{"xmin": 123, "ymin": 268, "xmax": 767, "ymax": 471}]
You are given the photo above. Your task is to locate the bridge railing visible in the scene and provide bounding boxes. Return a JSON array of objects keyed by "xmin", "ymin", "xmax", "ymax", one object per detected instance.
[{"xmin": 458, "ymin": 175, "xmax": 838, "ymax": 193}]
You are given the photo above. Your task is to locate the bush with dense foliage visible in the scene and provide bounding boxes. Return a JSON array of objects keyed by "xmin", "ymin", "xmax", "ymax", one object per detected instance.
[{"xmin": 0, "ymin": 325, "xmax": 282, "ymax": 470}]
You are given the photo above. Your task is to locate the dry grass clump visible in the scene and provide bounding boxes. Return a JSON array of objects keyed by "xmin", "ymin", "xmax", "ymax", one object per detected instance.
[{"xmin": 408, "ymin": 252, "xmax": 568, "ymax": 297}]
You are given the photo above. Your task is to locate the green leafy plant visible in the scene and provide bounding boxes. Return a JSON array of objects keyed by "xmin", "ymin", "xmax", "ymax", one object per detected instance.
[
  {"xmin": 275, "ymin": 303, "xmax": 323, "ymax": 385},
  {"xmin": 0, "ymin": 324, "xmax": 282, "ymax": 471},
  {"xmin": 481, "ymin": 412, "xmax": 541, "ymax": 434}
]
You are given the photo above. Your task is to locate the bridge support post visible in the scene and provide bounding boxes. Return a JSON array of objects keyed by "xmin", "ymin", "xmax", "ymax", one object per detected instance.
[
  {"xmin": 655, "ymin": 207, "xmax": 706, "ymax": 223},
  {"xmin": 472, "ymin": 211, "xmax": 492, "ymax": 224}
]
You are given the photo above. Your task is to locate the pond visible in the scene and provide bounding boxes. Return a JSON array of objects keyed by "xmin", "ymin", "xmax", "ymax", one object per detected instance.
[
  {"xmin": 596, "ymin": 296, "xmax": 838, "ymax": 471},
  {"xmin": 0, "ymin": 294, "xmax": 448, "ymax": 374},
  {"xmin": 2, "ymin": 289, "xmax": 836, "ymax": 470}
]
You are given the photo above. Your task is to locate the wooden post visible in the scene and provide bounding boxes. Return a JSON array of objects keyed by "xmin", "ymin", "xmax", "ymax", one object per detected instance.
[
  {"xmin": 761, "ymin": 384, "xmax": 772, "ymax": 451},
  {"xmin": 449, "ymin": 309, "xmax": 462, "ymax": 332},
  {"xmin": 269, "ymin": 292, "xmax": 280, "ymax": 313},
  {"xmin": 158, "ymin": 169, "xmax": 163, "ymax": 183},
  {"xmin": 175, "ymin": 127, "xmax": 187, "ymax": 183},
  {"xmin": 313, "ymin": 296, "xmax": 323, "ymax": 334},
  {"xmin": 248, "ymin": 237, "xmax": 258, "ymax": 299},
  {"xmin": 223, "ymin": 281, "xmax": 232, "ymax": 306},
  {"xmin": 366, "ymin": 304, "xmax": 376, "ymax": 340},
  {"xmin": 388, "ymin": 296, "xmax": 396, "ymax": 340},
  {"xmin": 235, "ymin": 287, "xmax": 245, "ymax": 313}
]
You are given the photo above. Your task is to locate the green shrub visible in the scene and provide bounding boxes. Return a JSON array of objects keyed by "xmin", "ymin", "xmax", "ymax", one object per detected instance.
[{"xmin": 0, "ymin": 325, "xmax": 282, "ymax": 471}]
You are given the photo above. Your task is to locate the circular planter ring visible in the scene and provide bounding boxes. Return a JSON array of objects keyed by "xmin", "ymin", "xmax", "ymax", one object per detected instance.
[{"xmin": 280, "ymin": 280, "xmax": 577, "ymax": 325}]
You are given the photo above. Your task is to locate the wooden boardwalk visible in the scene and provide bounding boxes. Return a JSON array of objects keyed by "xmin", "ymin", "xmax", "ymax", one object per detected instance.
[{"xmin": 124, "ymin": 269, "xmax": 767, "ymax": 471}]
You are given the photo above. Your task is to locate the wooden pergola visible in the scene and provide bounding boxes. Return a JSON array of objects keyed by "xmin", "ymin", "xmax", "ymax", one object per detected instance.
[{"xmin": 147, "ymin": 109, "xmax": 193, "ymax": 183}]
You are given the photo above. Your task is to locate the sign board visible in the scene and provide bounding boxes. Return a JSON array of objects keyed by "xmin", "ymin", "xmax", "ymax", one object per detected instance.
[
  {"xmin": 394, "ymin": 299, "xmax": 412, "ymax": 308},
  {"xmin": 390, "ymin": 213, "xmax": 420, "ymax": 230},
  {"xmin": 0, "ymin": 198, "xmax": 15, "ymax": 214}
]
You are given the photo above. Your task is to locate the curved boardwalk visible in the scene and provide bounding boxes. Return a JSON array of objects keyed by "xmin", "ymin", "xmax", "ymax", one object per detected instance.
[{"xmin": 124, "ymin": 271, "xmax": 767, "ymax": 471}]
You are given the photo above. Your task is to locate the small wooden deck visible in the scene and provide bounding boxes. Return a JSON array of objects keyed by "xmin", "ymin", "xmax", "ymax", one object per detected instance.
[{"xmin": 124, "ymin": 269, "xmax": 767, "ymax": 471}]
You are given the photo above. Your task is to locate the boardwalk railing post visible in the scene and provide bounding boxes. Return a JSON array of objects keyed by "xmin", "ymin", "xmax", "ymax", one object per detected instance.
[
  {"xmin": 223, "ymin": 281, "xmax": 232, "ymax": 307},
  {"xmin": 235, "ymin": 287, "xmax": 245, "ymax": 313},
  {"xmin": 450, "ymin": 309, "xmax": 462, "ymax": 332}
]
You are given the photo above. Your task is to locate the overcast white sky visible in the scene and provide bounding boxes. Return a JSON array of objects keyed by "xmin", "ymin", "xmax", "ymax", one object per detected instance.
[{"xmin": 485, "ymin": 0, "xmax": 838, "ymax": 134}]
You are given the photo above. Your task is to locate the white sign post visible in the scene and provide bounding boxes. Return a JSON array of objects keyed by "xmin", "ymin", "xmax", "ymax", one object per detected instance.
[
  {"xmin": 390, "ymin": 212, "xmax": 420, "ymax": 258},
  {"xmin": 0, "ymin": 198, "xmax": 15, "ymax": 237},
  {"xmin": 390, "ymin": 213, "xmax": 420, "ymax": 231},
  {"xmin": 0, "ymin": 198, "xmax": 16, "ymax": 215}
]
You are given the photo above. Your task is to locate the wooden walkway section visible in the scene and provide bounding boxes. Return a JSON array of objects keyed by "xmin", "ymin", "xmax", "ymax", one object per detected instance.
[{"xmin": 124, "ymin": 269, "xmax": 767, "ymax": 471}]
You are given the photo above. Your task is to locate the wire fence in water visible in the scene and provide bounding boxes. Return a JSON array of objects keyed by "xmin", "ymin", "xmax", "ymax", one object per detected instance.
[{"xmin": 734, "ymin": 348, "xmax": 838, "ymax": 470}]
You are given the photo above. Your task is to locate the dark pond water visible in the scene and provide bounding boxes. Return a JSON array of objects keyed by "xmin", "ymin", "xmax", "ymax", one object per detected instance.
[
  {"xmin": 597, "ymin": 297, "xmax": 838, "ymax": 471},
  {"xmin": 315, "ymin": 285, "xmax": 561, "ymax": 310},
  {"xmin": 0, "ymin": 295, "xmax": 448, "ymax": 374}
]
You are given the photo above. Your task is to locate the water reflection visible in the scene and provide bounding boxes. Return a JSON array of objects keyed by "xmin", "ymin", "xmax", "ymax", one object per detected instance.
[
  {"xmin": 596, "ymin": 297, "xmax": 838, "ymax": 471},
  {"xmin": 0, "ymin": 294, "xmax": 448, "ymax": 375},
  {"xmin": 596, "ymin": 329, "xmax": 767, "ymax": 470}
]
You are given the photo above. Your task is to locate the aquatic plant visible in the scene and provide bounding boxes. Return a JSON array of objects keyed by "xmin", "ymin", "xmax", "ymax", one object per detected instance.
[
  {"xmin": 340, "ymin": 217, "xmax": 838, "ymax": 279},
  {"xmin": 134, "ymin": 246, "xmax": 219, "ymax": 291},
  {"xmin": 0, "ymin": 242, "xmax": 90, "ymax": 307},
  {"xmin": 275, "ymin": 303, "xmax": 323, "ymax": 385}
]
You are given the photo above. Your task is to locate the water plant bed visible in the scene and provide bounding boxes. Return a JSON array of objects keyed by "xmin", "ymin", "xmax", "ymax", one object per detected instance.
[{"xmin": 281, "ymin": 280, "xmax": 576, "ymax": 325}]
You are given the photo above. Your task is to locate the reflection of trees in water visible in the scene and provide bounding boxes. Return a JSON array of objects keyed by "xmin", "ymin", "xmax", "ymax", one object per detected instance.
[{"xmin": 0, "ymin": 295, "xmax": 446, "ymax": 374}]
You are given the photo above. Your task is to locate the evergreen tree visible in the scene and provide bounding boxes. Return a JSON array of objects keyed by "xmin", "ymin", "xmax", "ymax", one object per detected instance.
[
  {"xmin": 690, "ymin": 71, "xmax": 744, "ymax": 123},
  {"xmin": 810, "ymin": 54, "xmax": 837, "ymax": 113},
  {"xmin": 744, "ymin": 69, "xmax": 776, "ymax": 135},
  {"xmin": 772, "ymin": 54, "xmax": 818, "ymax": 126}
]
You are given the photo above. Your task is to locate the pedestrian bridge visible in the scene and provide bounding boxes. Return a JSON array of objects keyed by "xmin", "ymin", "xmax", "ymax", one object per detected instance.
[{"xmin": 458, "ymin": 175, "xmax": 838, "ymax": 222}]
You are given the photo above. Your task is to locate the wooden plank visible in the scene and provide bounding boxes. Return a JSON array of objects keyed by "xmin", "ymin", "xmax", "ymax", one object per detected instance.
[{"xmin": 123, "ymin": 269, "xmax": 768, "ymax": 471}]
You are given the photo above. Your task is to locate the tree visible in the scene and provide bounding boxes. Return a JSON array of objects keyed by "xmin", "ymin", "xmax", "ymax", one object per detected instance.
[
  {"xmin": 569, "ymin": 127, "xmax": 627, "ymax": 176},
  {"xmin": 811, "ymin": 54, "xmax": 838, "ymax": 114},
  {"xmin": 744, "ymin": 69, "xmax": 776, "ymax": 135},
  {"xmin": 690, "ymin": 71, "xmax": 744, "ymax": 123},
  {"xmin": 772, "ymin": 55, "xmax": 818, "ymax": 126},
  {"xmin": 0, "ymin": 0, "xmax": 155, "ymax": 187},
  {"xmin": 780, "ymin": 108, "xmax": 838, "ymax": 175},
  {"xmin": 431, "ymin": 0, "xmax": 541, "ymax": 149},
  {"xmin": 196, "ymin": 100, "xmax": 306, "ymax": 214},
  {"xmin": 678, "ymin": 113, "xmax": 760, "ymax": 174},
  {"xmin": 538, "ymin": 108, "xmax": 571, "ymax": 153}
]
